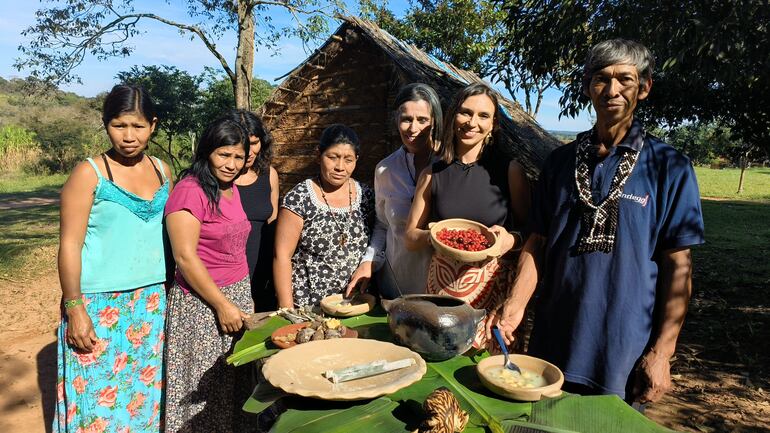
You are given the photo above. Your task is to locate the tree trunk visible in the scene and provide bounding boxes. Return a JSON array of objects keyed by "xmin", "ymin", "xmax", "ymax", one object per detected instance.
[
  {"xmin": 234, "ymin": 1, "xmax": 255, "ymax": 109},
  {"xmin": 533, "ymin": 86, "xmax": 545, "ymax": 118},
  {"xmin": 737, "ymin": 152, "xmax": 748, "ymax": 194}
]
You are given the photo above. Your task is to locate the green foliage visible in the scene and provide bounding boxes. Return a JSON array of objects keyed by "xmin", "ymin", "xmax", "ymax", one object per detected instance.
[
  {"xmin": 198, "ymin": 69, "xmax": 275, "ymax": 122},
  {"xmin": 360, "ymin": 0, "xmax": 549, "ymax": 116},
  {"xmin": 0, "ymin": 125, "xmax": 37, "ymax": 152},
  {"xmin": 495, "ymin": 0, "xmax": 770, "ymax": 152},
  {"xmin": 32, "ymin": 119, "xmax": 101, "ymax": 173},
  {"xmin": 363, "ymin": 0, "xmax": 503, "ymax": 75}
]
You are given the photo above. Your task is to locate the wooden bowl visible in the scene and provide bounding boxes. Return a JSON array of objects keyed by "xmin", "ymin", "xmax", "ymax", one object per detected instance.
[
  {"xmin": 270, "ymin": 322, "xmax": 358, "ymax": 349},
  {"xmin": 429, "ymin": 218, "xmax": 500, "ymax": 263},
  {"xmin": 320, "ymin": 293, "xmax": 376, "ymax": 317},
  {"xmin": 476, "ymin": 354, "xmax": 564, "ymax": 401}
]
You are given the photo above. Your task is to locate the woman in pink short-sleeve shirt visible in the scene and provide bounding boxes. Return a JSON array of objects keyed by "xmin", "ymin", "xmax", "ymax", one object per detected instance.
[{"xmin": 163, "ymin": 116, "xmax": 254, "ymax": 433}]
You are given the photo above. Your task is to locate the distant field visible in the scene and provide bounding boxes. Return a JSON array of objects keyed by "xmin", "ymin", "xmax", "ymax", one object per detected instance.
[
  {"xmin": 0, "ymin": 173, "xmax": 68, "ymax": 194},
  {"xmin": 694, "ymin": 166, "xmax": 770, "ymax": 201}
]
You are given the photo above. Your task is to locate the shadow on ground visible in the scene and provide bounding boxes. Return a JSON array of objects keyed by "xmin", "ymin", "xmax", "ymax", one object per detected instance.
[{"xmin": 645, "ymin": 199, "xmax": 770, "ymax": 432}]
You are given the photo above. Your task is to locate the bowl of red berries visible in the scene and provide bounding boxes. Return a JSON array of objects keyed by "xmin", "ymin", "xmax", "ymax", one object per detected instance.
[{"xmin": 428, "ymin": 218, "xmax": 500, "ymax": 262}]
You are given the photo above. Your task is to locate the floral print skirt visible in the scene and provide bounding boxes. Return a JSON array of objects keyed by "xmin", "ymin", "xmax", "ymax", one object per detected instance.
[
  {"xmin": 53, "ymin": 283, "xmax": 166, "ymax": 433},
  {"xmin": 164, "ymin": 276, "xmax": 256, "ymax": 433}
]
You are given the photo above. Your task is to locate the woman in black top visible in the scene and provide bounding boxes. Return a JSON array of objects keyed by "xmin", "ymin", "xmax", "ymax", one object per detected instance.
[
  {"xmin": 231, "ymin": 110, "xmax": 279, "ymax": 312},
  {"xmin": 405, "ymin": 83, "xmax": 530, "ymax": 347}
]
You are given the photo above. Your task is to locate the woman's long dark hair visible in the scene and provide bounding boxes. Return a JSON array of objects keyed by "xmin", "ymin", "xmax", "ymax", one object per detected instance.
[
  {"xmin": 228, "ymin": 109, "xmax": 273, "ymax": 176},
  {"xmin": 438, "ymin": 82, "xmax": 502, "ymax": 163},
  {"xmin": 179, "ymin": 117, "xmax": 249, "ymax": 212}
]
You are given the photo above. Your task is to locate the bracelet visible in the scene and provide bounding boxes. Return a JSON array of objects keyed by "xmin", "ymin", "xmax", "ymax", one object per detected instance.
[{"xmin": 63, "ymin": 298, "xmax": 84, "ymax": 309}]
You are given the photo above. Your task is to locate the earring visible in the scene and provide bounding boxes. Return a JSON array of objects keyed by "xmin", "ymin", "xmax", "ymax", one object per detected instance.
[{"xmin": 484, "ymin": 134, "xmax": 492, "ymax": 146}]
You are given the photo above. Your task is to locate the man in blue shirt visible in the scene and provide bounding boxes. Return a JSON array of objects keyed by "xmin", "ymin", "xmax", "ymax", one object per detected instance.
[{"xmin": 487, "ymin": 39, "xmax": 705, "ymax": 404}]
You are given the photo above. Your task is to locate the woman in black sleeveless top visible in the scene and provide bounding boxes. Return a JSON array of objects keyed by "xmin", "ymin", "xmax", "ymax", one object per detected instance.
[
  {"xmin": 231, "ymin": 110, "xmax": 279, "ymax": 312},
  {"xmin": 405, "ymin": 83, "xmax": 531, "ymax": 348}
]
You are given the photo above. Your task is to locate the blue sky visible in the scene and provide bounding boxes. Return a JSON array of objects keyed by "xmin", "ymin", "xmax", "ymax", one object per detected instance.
[{"xmin": 0, "ymin": 0, "xmax": 592, "ymax": 131}]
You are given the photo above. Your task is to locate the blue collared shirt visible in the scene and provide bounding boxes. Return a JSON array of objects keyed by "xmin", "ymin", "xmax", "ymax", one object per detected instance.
[{"xmin": 527, "ymin": 120, "xmax": 705, "ymax": 398}]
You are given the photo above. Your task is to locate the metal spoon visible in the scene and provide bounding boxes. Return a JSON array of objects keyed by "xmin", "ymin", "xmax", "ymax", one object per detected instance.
[{"xmin": 492, "ymin": 325, "xmax": 521, "ymax": 374}]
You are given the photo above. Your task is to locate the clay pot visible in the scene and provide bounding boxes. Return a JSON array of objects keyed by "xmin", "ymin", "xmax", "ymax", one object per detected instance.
[{"xmin": 382, "ymin": 294, "xmax": 486, "ymax": 362}]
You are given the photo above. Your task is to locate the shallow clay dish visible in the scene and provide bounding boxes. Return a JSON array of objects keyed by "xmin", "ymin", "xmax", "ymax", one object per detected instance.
[
  {"xmin": 270, "ymin": 322, "xmax": 358, "ymax": 349},
  {"xmin": 428, "ymin": 218, "xmax": 500, "ymax": 262},
  {"xmin": 320, "ymin": 293, "xmax": 376, "ymax": 317},
  {"xmin": 477, "ymin": 354, "xmax": 564, "ymax": 401},
  {"xmin": 262, "ymin": 338, "xmax": 426, "ymax": 400}
]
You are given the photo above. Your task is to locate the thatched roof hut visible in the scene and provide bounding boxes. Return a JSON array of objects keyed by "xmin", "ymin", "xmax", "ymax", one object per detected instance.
[{"xmin": 259, "ymin": 16, "xmax": 561, "ymax": 193}]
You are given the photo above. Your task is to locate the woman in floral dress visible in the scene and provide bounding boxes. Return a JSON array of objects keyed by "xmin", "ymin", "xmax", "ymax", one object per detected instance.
[
  {"xmin": 274, "ymin": 124, "xmax": 375, "ymax": 308},
  {"xmin": 54, "ymin": 85, "xmax": 172, "ymax": 433}
]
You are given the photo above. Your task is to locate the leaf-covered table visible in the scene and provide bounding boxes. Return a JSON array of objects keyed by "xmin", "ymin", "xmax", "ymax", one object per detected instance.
[{"xmin": 229, "ymin": 310, "xmax": 677, "ymax": 433}]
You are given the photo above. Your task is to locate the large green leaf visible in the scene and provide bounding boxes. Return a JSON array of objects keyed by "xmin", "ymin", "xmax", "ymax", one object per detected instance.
[
  {"xmin": 227, "ymin": 316, "xmax": 289, "ymax": 366},
  {"xmin": 268, "ymin": 397, "xmax": 407, "ymax": 433},
  {"xmin": 239, "ymin": 310, "xmax": 676, "ymax": 433},
  {"xmin": 243, "ymin": 381, "xmax": 288, "ymax": 415},
  {"xmin": 529, "ymin": 394, "xmax": 678, "ymax": 433},
  {"xmin": 388, "ymin": 354, "xmax": 531, "ymax": 433}
]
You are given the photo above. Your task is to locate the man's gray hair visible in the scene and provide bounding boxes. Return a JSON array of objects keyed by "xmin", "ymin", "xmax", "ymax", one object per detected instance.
[{"xmin": 582, "ymin": 39, "xmax": 654, "ymax": 89}]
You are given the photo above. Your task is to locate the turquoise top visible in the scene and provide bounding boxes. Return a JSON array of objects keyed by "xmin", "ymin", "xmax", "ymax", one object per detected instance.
[{"xmin": 80, "ymin": 157, "xmax": 169, "ymax": 293}]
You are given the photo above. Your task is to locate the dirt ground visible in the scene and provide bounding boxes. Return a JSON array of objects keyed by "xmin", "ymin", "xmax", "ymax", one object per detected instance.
[{"xmin": 0, "ymin": 236, "xmax": 768, "ymax": 432}]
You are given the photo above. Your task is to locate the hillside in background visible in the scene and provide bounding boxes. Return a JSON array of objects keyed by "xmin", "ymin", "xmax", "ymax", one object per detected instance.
[{"xmin": 547, "ymin": 130, "xmax": 578, "ymax": 143}]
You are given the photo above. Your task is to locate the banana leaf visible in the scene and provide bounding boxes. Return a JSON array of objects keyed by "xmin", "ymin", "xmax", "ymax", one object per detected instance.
[
  {"xmin": 528, "ymin": 394, "xmax": 678, "ymax": 433},
  {"xmin": 268, "ymin": 397, "xmax": 407, "ymax": 433},
  {"xmin": 227, "ymin": 316, "xmax": 289, "ymax": 366},
  {"xmin": 243, "ymin": 381, "xmax": 288, "ymax": 415},
  {"xmin": 229, "ymin": 309, "xmax": 388, "ymax": 367},
  {"xmin": 387, "ymin": 354, "xmax": 532, "ymax": 433},
  {"xmin": 501, "ymin": 420, "xmax": 579, "ymax": 433}
]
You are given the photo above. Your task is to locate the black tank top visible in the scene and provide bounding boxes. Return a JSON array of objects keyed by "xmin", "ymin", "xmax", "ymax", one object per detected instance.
[
  {"xmin": 430, "ymin": 147, "xmax": 512, "ymax": 230},
  {"xmin": 238, "ymin": 172, "xmax": 274, "ymax": 283}
]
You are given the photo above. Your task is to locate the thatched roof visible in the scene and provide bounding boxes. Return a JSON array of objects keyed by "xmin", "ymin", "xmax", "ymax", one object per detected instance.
[{"xmin": 259, "ymin": 16, "xmax": 560, "ymax": 190}]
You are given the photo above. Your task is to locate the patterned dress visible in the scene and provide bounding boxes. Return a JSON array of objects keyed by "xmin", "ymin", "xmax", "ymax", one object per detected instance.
[
  {"xmin": 54, "ymin": 157, "xmax": 169, "ymax": 433},
  {"xmin": 282, "ymin": 178, "xmax": 375, "ymax": 307}
]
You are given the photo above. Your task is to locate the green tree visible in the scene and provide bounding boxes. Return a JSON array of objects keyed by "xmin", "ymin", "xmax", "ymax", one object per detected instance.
[
  {"xmin": 33, "ymin": 119, "xmax": 100, "ymax": 173},
  {"xmin": 16, "ymin": 0, "xmax": 343, "ymax": 110},
  {"xmin": 360, "ymin": 0, "xmax": 549, "ymax": 117},
  {"xmin": 495, "ymin": 0, "xmax": 770, "ymax": 168},
  {"xmin": 197, "ymin": 68, "xmax": 275, "ymax": 124}
]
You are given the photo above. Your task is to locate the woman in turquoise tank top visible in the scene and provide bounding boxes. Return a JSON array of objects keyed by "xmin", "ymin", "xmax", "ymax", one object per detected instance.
[{"xmin": 54, "ymin": 85, "xmax": 173, "ymax": 433}]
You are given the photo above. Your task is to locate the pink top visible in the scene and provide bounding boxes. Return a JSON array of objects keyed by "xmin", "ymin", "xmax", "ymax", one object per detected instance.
[{"xmin": 165, "ymin": 176, "xmax": 250, "ymax": 293}]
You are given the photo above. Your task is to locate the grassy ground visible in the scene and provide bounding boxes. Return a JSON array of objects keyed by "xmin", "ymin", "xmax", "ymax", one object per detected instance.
[
  {"xmin": 694, "ymin": 166, "xmax": 770, "ymax": 200},
  {"xmin": 0, "ymin": 173, "xmax": 65, "ymax": 278},
  {"xmin": 0, "ymin": 173, "xmax": 68, "ymax": 194}
]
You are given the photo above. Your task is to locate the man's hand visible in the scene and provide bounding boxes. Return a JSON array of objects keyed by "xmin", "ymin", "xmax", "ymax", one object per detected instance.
[
  {"xmin": 345, "ymin": 261, "xmax": 372, "ymax": 297},
  {"xmin": 485, "ymin": 301, "xmax": 526, "ymax": 347},
  {"xmin": 632, "ymin": 348, "xmax": 673, "ymax": 403}
]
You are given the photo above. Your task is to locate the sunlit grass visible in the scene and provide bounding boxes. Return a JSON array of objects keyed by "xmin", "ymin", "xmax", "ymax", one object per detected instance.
[{"xmin": 694, "ymin": 166, "xmax": 770, "ymax": 201}]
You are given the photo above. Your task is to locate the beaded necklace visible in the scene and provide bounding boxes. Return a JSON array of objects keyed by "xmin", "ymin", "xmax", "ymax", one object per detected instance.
[
  {"xmin": 318, "ymin": 176, "xmax": 353, "ymax": 247},
  {"xmin": 574, "ymin": 129, "xmax": 642, "ymax": 253}
]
